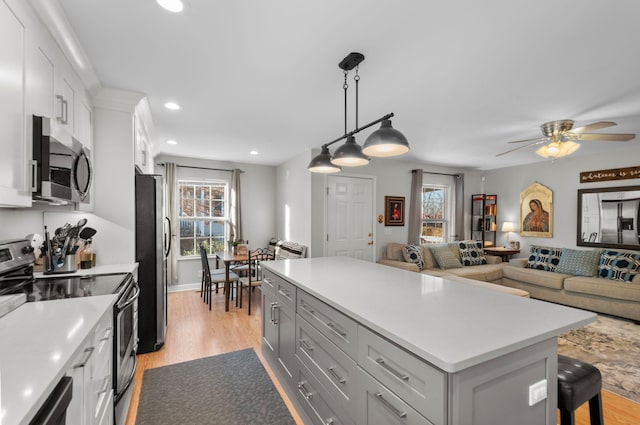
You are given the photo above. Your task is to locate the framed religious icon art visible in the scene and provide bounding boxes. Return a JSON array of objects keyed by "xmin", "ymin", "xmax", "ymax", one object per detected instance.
[
  {"xmin": 385, "ymin": 196, "xmax": 405, "ymax": 226},
  {"xmin": 520, "ymin": 182, "xmax": 553, "ymax": 237}
]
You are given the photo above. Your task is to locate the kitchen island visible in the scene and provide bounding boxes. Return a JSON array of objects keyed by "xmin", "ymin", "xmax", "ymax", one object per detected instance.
[{"xmin": 260, "ymin": 256, "xmax": 595, "ymax": 425}]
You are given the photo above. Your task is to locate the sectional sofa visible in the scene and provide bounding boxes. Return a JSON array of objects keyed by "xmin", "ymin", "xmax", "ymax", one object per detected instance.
[{"xmin": 378, "ymin": 242, "xmax": 640, "ymax": 322}]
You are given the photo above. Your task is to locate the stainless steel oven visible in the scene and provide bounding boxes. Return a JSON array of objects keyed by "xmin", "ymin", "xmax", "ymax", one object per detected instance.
[{"xmin": 113, "ymin": 274, "xmax": 139, "ymax": 405}]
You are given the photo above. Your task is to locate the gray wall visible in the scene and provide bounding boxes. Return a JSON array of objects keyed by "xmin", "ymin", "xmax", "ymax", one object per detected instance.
[
  {"xmin": 155, "ymin": 154, "xmax": 277, "ymax": 289},
  {"xmin": 466, "ymin": 142, "xmax": 640, "ymax": 256}
]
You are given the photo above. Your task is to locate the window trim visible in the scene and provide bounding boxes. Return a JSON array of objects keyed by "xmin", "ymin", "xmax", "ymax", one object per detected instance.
[{"xmin": 177, "ymin": 179, "xmax": 229, "ymax": 258}]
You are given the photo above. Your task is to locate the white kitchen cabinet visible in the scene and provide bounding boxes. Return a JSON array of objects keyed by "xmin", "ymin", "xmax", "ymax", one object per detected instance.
[
  {"xmin": 66, "ymin": 306, "xmax": 113, "ymax": 425},
  {"xmin": 0, "ymin": 0, "xmax": 31, "ymax": 207}
]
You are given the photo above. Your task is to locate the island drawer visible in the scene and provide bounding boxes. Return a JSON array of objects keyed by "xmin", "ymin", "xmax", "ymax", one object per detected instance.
[
  {"xmin": 263, "ymin": 270, "xmax": 296, "ymax": 310},
  {"xmin": 297, "ymin": 314, "xmax": 358, "ymax": 419},
  {"xmin": 295, "ymin": 357, "xmax": 355, "ymax": 425},
  {"xmin": 357, "ymin": 326, "xmax": 445, "ymax": 425},
  {"xmin": 357, "ymin": 366, "xmax": 433, "ymax": 425},
  {"xmin": 297, "ymin": 290, "xmax": 358, "ymax": 359}
]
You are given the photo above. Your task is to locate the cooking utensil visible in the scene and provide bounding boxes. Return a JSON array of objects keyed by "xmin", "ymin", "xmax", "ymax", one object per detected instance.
[{"xmin": 79, "ymin": 227, "xmax": 97, "ymax": 241}]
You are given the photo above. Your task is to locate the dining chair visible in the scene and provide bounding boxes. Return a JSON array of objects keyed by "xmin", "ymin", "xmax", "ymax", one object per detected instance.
[
  {"xmin": 239, "ymin": 248, "xmax": 273, "ymax": 315},
  {"xmin": 200, "ymin": 245, "xmax": 239, "ymax": 310}
]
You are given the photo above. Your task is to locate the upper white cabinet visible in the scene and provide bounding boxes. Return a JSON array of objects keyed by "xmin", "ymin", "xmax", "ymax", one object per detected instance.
[
  {"xmin": 0, "ymin": 0, "xmax": 94, "ymax": 208},
  {"xmin": 0, "ymin": 0, "xmax": 31, "ymax": 207}
]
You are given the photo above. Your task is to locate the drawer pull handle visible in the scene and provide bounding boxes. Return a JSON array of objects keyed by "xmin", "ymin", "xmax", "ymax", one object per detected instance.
[
  {"xmin": 270, "ymin": 303, "xmax": 279, "ymax": 325},
  {"xmin": 278, "ymin": 288, "xmax": 291, "ymax": 299},
  {"xmin": 74, "ymin": 347, "xmax": 95, "ymax": 368},
  {"xmin": 100, "ymin": 327, "xmax": 113, "ymax": 342},
  {"xmin": 324, "ymin": 419, "xmax": 334, "ymax": 425},
  {"xmin": 327, "ymin": 322, "xmax": 347, "ymax": 337},
  {"xmin": 375, "ymin": 358, "xmax": 409, "ymax": 381},
  {"xmin": 300, "ymin": 303, "xmax": 315, "ymax": 315},
  {"xmin": 327, "ymin": 366, "xmax": 347, "ymax": 384},
  {"xmin": 375, "ymin": 392, "xmax": 407, "ymax": 419},
  {"xmin": 263, "ymin": 277, "xmax": 273, "ymax": 287},
  {"xmin": 298, "ymin": 382, "xmax": 313, "ymax": 400},
  {"xmin": 300, "ymin": 339, "xmax": 314, "ymax": 352}
]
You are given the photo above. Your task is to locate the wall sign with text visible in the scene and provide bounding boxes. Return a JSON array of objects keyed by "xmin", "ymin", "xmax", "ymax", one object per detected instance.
[{"xmin": 580, "ymin": 166, "xmax": 640, "ymax": 183}]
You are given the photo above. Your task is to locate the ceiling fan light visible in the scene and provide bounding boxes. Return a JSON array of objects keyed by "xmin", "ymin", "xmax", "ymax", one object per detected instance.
[
  {"xmin": 557, "ymin": 141, "xmax": 580, "ymax": 157},
  {"xmin": 362, "ymin": 119, "xmax": 410, "ymax": 157},
  {"xmin": 535, "ymin": 141, "xmax": 581, "ymax": 159},
  {"xmin": 308, "ymin": 146, "xmax": 342, "ymax": 173},
  {"xmin": 331, "ymin": 136, "xmax": 370, "ymax": 166}
]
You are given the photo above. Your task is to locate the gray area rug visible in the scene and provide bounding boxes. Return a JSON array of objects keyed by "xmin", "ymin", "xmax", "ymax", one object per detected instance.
[
  {"xmin": 136, "ymin": 349, "xmax": 296, "ymax": 425},
  {"xmin": 558, "ymin": 315, "xmax": 640, "ymax": 403}
]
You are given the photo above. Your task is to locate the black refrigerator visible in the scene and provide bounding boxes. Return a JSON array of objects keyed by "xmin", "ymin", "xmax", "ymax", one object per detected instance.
[{"xmin": 135, "ymin": 172, "xmax": 170, "ymax": 354}]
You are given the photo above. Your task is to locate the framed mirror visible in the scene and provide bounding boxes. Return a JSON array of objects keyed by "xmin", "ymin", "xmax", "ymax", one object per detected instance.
[{"xmin": 577, "ymin": 185, "xmax": 640, "ymax": 249}]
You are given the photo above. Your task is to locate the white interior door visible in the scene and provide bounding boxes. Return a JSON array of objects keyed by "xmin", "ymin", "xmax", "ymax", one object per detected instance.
[{"xmin": 327, "ymin": 175, "xmax": 374, "ymax": 261}]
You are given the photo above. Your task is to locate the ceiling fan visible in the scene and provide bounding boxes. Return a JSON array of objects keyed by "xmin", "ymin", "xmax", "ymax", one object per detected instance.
[{"xmin": 496, "ymin": 120, "xmax": 636, "ymax": 159}]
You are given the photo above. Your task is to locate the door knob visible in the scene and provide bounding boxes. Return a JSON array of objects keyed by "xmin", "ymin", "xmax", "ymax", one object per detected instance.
[
  {"xmin": 368, "ymin": 241, "xmax": 374, "ymax": 245},
  {"xmin": 368, "ymin": 233, "xmax": 373, "ymax": 237}
]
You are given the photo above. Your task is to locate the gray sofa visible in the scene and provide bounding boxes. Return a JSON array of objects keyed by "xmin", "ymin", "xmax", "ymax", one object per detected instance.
[
  {"xmin": 501, "ymin": 256, "xmax": 640, "ymax": 322},
  {"xmin": 378, "ymin": 242, "xmax": 640, "ymax": 322}
]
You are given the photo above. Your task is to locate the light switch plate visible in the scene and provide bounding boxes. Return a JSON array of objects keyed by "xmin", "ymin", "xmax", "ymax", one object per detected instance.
[{"xmin": 528, "ymin": 379, "xmax": 547, "ymax": 406}]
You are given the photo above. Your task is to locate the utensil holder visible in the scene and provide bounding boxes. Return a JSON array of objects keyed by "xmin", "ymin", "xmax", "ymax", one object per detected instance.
[{"xmin": 44, "ymin": 254, "xmax": 77, "ymax": 275}]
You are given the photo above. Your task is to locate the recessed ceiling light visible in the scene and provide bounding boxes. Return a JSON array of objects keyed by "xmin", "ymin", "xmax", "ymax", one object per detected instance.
[
  {"xmin": 167, "ymin": 140, "xmax": 178, "ymax": 145},
  {"xmin": 164, "ymin": 102, "xmax": 181, "ymax": 110},
  {"xmin": 157, "ymin": 0, "xmax": 184, "ymax": 13},
  {"xmin": 250, "ymin": 150, "xmax": 259, "ymax": 155}
]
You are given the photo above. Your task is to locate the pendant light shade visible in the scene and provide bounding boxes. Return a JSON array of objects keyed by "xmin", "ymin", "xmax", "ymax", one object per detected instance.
[
  {"xmin": 308, "ymin": 146, "xmax": 342, "ymax": 173},
  {"xmin": 362, "ymin": 119, "xmax": 410, "ymax": 157},
  {"xmin": 331, "ymin": 136, "xmax": 370, "ymax": 166}
]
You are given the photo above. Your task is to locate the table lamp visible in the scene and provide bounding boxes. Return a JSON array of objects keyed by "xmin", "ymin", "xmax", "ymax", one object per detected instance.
[{"xmin": 501, "ymin": 222, "xmax": 515, "ymax": 248}]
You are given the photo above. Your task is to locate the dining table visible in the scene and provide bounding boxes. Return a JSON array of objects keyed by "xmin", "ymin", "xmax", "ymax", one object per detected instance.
[{"xmin": 214, "ymin": 250, "xmax": 249, "ymax": 311}]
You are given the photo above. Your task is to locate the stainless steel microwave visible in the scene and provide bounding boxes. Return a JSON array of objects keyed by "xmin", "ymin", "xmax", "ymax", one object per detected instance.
[{"xmin": 32, "ymin": 115, "xmax": 92, "ymax": 204}]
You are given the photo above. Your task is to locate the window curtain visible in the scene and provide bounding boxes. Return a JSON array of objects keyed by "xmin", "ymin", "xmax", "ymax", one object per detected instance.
[
  {"xmin": 454, "ymin": 173, "xmax": 464, "ymax": 241},
  {"xmin": 165, "ymin": 162, "xmax": 178, "ymax": 285},
  {"xmin": 408, "ymin": 169, "xmax": 423, "ymax": 245},
  {"xmin": 229, "ymin": 168, "xmax": 242, "ymax": 243}
]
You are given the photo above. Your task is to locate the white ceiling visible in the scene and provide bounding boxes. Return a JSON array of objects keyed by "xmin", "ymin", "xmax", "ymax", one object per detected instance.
[{"xmin": 56, "ymin": 0, "xmax": 640, "ymax": 170}]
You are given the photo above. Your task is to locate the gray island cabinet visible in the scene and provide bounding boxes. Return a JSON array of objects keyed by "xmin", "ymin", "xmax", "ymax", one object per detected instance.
[{"xmin": 261, "ymin": 256, "xmax": 595, "ymax": 425}]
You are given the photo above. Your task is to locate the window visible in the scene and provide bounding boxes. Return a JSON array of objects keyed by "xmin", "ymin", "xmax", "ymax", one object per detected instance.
[
  {"xmin": 178, "ymin": 180, "xmax": 227, "ymax": 256},
  {"xmin": 421, "ymin": 185, "xmax": 448, "ymax": 244}
]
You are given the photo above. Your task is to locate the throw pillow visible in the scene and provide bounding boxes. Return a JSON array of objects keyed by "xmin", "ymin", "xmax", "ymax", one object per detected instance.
[
  {"xmin": 555, "ymin": 248, "xmax": 601, "ymax": 276},
  {"xmin": 457, "ymin": 240, "xmax": 488, "ymax": 266},
  {"xmin": 402, "ymin": 244, "xmax": 425, "ymax": 270},
  {"xmin": 526, "ymin": 245, "xmax": 562, "ymax": 271},
  {"xmin": 429, "ymin": 245, "xmax": 463, "ymax": 270},
  {"xmin": 598, "ymin": 250, "xmax": 640, "ymax": 282}
]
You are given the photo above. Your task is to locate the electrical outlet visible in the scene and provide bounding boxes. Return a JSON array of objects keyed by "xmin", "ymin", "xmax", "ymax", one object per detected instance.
[{"xmin": 528, "ymin": 379, "xmax": 547, "ymax": 406}]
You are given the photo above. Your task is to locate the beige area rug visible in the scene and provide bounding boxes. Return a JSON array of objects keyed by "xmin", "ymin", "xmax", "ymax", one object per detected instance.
[{"xmin": 558, "ymin": 314, "xmax": 640, "ymax": 403}]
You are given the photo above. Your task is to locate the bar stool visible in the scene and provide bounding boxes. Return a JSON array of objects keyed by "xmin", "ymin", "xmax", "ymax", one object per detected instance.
[{"xmin": 557, "ymin": 354, "xmax": 604, "ymax": 425}]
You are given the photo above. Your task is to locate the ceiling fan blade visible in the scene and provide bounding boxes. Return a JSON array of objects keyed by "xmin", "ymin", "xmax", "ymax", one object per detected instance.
[
  {"xmin": 508, "ymin": 136, "xmax": 547, "ymax": 144},
  {"xmin": 570, "ymin": 121, "xmax": 617, "ymax": 133},
  {"xmin": 575, "ymin": 133, "xmax": 635, "ymax": 142},
  {"xmin": 496, "ymin": 139, "xmax": 547, "ymax": 157}
]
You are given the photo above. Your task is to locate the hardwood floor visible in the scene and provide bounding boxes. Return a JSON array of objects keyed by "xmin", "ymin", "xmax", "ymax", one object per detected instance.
[{"xmin": 125, "ymin": 290, "xmax": 640, "ymax": 425}]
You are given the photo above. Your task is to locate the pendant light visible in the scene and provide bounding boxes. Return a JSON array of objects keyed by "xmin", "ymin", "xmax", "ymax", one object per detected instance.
[{"xmin": 307, "ymin": 52, "xmax": 409, "ymax": 173}]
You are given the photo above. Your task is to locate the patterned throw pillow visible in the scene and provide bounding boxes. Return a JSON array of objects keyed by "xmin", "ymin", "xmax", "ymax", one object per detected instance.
[
  {"xmin": 555, "ymin": 248, "xmax": 601, "ymax": 276},
  {"xmin": 598, "ymin": 250, "xmax": 640, "ymax": 282},
  {"xmin": 526, "ymin": 245, "xmax": 562, "ymax": 271},
  {"xmin": 429, "ymin": 245, "xmax": 463, "ymax": 270},
  {"xmin": 402, "ymin": 244, "xmax": 425, "ymax": 270},
  {"xmin": 457, "ymin": 240, "xmax": 487, "ymax": 266}
]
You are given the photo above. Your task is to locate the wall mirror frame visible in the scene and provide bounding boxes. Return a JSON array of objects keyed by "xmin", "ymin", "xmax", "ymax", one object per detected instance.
[{"xmin": 577, "ymin": 185, "xmax": 640, "ymax": 250}]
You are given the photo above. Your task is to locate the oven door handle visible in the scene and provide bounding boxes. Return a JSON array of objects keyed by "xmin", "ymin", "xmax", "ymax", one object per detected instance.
[
  {"xmin": 115, "ymin": 281, "xmax": 140, "ymax": 313},
  {"xmin": 115, "ymin": 351, "xmax": 138, "ymax": 404}
]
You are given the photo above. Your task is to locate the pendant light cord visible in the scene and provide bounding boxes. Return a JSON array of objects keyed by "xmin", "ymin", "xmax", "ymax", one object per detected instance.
[
  {"xmin": 354, "ymin": 65, "xmax": 359, "ymax": 129},
  {"xmin": 343, "ymin": 70, "xmax": 349, "ymax": 135}
]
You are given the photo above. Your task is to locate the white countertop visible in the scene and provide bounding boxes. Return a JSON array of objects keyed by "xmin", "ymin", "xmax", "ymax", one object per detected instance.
[
  {"xmin": 0, "ymin": 296, "xmax": 116, "ymax": 425},
  {"xmin": 34, "ymin": 262, "xmax": 138, "ymax": 279},
  {"xmin": 262, "ymin": 256, "xmax": 596, "ymax": 373}
]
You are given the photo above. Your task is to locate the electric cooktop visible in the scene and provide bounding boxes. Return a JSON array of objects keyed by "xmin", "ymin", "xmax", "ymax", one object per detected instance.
[{"xmin": 27, "ymin": 273, "xmax": 130, "ymax": 302}]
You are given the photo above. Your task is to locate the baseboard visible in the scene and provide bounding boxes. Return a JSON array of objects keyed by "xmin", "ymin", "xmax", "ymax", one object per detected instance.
[{"xmin": 168, "ymin": 282, "xmax": 201, "ymax": 293}]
